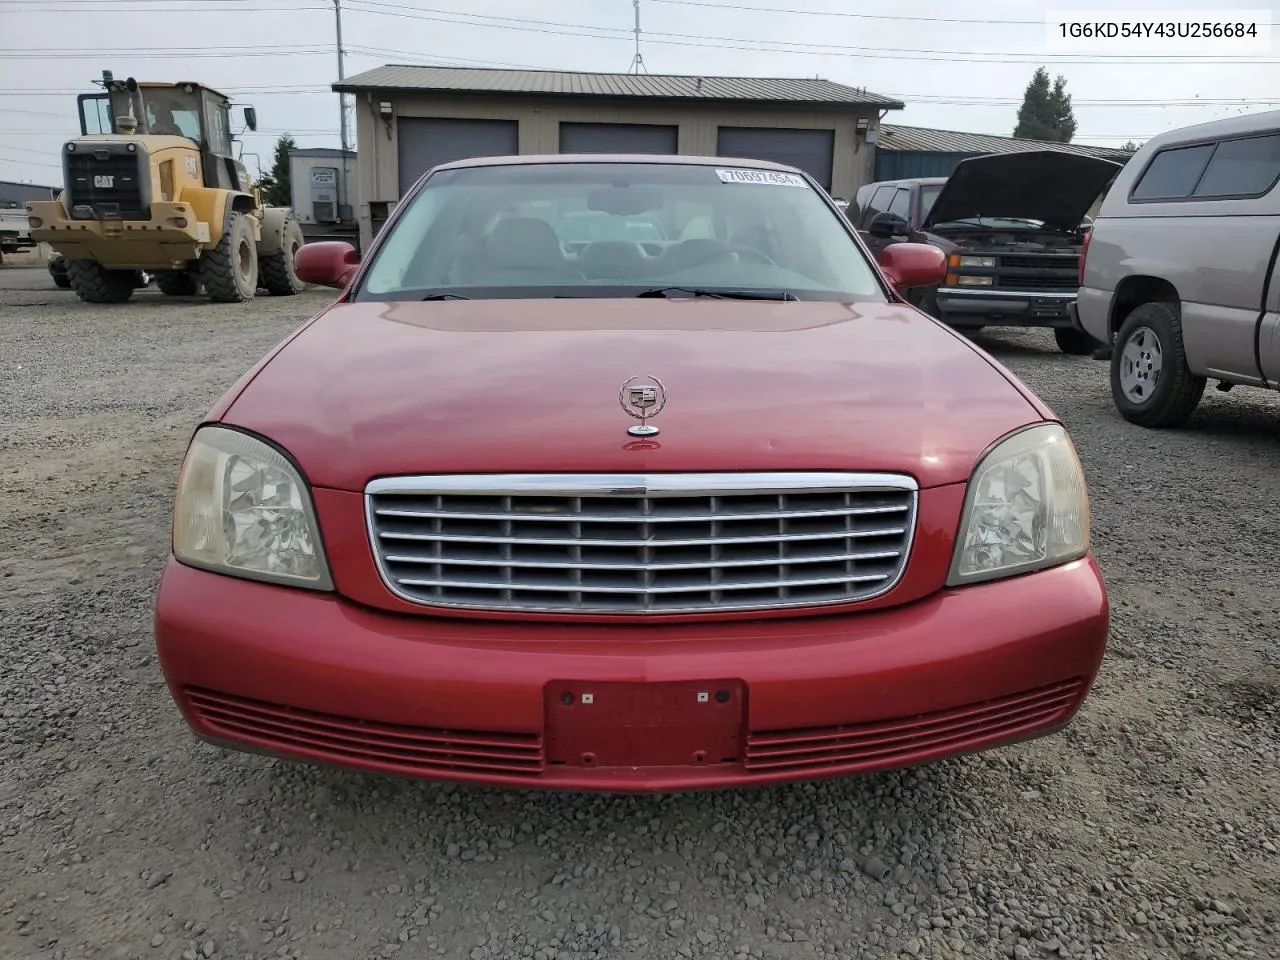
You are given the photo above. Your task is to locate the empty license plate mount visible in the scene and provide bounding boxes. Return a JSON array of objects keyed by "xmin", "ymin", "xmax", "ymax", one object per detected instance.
[{"xmin": 544, "ymin": 679, "xmax": 746, "ymax": 768}]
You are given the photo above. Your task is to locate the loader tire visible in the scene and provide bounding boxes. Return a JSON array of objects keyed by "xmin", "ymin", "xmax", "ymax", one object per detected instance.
[
  {"xmin": 67, "ymin": 259, "xmax": 136, "ymax": 303},
  {"xmin": 155, "ymin": 270, "xmax": 200, "ymax": 297},
  {"xmin": 259, "ymin": 215, "xmax": 305, "ymax": 296},
  {"xmin": 200, "ymin": 211, "xmax": 258, "ymax": 303}
]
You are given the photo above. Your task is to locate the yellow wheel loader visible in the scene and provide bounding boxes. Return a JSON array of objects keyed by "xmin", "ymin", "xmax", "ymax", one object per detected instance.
[{"xmin": 26, "ymin": 71, "xmax": 305, "ymax": 304}]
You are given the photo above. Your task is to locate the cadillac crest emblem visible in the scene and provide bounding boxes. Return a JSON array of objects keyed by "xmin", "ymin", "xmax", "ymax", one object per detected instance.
[{"xmin": 618, "ymin": 375, "xmax": 667, "ymax": 437}]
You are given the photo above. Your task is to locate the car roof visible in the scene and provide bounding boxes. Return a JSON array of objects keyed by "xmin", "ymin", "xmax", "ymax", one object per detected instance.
[
  {"xmin": 1140, "ymin": 107, "xmax": 1280, "ymax": 152},
  {"xmin": 430, "ymin": 153, "xmax": 808, "ymax": 176}
]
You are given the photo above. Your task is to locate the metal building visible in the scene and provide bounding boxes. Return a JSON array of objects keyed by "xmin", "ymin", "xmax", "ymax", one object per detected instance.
[
  {"xmin": 873, "ymin": 125, "xmax": 1134, "ymax": 181},
  {"xmin": 0, "ymin": 180, "xmax": 58, "ymax": 208},
  {"xmin": 334, "ymin": 65, "xmax": 903, "ymax": 249},
  {"xmin": 288, "ymin": 147, "xmax": 359, "ymax": 248}
]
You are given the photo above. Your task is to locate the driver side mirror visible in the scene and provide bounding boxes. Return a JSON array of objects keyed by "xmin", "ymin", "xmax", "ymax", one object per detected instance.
[
  {"xmin": 243, "ymin": 107, "xmax": 258, "ymax": 132},
  {"xmin": 878, "ymin": 243, "xmax": 946, "ymax": 292},
  {"xmin": 868, "ymin": 211, "xmax": 908, "ymax": 238},
  {"xmin": 294, "ymin": 241, "xmax": 360, "ymax": 289}
]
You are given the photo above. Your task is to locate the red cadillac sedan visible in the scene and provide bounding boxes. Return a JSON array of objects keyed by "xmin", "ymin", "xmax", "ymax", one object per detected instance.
[{"xmin": 154, "ymin": 154, "xmax": 1109, "ymax": 792}]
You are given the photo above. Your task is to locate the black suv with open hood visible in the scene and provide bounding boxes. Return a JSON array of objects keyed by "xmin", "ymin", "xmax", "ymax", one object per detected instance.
[{"xmin": 852, "ymin": 150, "xmax": 1122, "ymax": 354}]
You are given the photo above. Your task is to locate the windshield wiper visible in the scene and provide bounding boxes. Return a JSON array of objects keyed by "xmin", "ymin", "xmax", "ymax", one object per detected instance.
[
  {"xmin": 421, "ymin": 293, "xmax": 470, "ymax": 300},
  {"xmin": 636, "ymin": 286, "xmax": 797, "ymax": 302}
]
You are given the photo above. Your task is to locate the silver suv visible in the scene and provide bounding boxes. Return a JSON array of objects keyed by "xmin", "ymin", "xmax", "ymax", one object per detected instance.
[{"xmin": 1073, "ymin": 110, "xmax": 1280, "ymax": 427}]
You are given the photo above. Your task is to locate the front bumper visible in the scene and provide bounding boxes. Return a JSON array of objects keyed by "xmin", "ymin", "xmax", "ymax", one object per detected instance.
[
  {"xmin": 935, "ymin": 288, "xmax": 1078, "ymax": 329},
  {"xmin": 26, "ymin": 199, "xmax": 210, "ymax": 269},
  {"xmin": 154, "ymin": 554, "xmax": 1110, "ymax": 793}
]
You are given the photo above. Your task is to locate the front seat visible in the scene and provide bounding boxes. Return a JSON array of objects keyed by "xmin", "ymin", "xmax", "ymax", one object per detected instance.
[
  {"xmin": 479, "ymin": 217, "xmax": 578, "ymax": 283},
  {"xmin": 663, "ymin": 237, "xmax": 731, "ymax": 273},
  {"xmin": 577, "ymin": 240, "xmax": 652, "ymax": 280}
]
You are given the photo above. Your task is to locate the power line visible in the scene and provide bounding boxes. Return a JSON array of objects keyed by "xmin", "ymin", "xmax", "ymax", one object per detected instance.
[
  {"xmin": 5, "ymin": 49, "xmax": 332, "ymax": 60},
  {"xmin": 649, "ymin": 0, "xmax": 1044, "ymax": 25},
  {"xmin": 0, "ymin": 143, "xmax": 67, "ymax": 158},
  {"xmin": 0, "ymin": 2, "xmax": 325, "ymax": 10},
  {"xmin": 0, "ymin": 107, "xmax": 67, "ymax": 118},
  {"xmin": 0, "ymin": 85, "xmax": 333, "ymax": 96},
  {"xmin": 0, "ymin": 155, "xmax": 63, "ymax": 171},
  {"xmin": 337, "ymin": 0, "xmax": 1280, "ymax": 64},
  {"xmin": 891, "ymin": 96, "xmax": 1280, "ymax": 108},
  {"xmin": 0, "ymin": 0, "xmax": 322, "ymax": 5},
  {"xmin": 6, "ymin": 0, "xmax": 1278, "ymax": 63},
  {"xmin": 345, "ymin": 46, "xmax": 536, "ymax": 69},
  {"xmin": 0, "ymin": 0, "xmax": 317, "ymax": 3},
  {"xmin": 0, "ymin": 43, "xmax": 326, "ymax": 53}
]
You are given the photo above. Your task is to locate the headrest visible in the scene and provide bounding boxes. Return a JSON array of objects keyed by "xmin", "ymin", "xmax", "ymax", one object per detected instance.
[
  {"xmin": 483, "ymin": 217, "xmax": 564, "ymax": 270},
  {"xmin": 578, "ymin": 240, "xmax": 648, "ymax": 264}
]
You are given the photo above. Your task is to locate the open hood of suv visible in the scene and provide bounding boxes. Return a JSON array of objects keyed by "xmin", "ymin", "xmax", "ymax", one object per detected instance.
[{"xmin": 922, "ymin": 150, "xmax": 1122, "ymax": 232}]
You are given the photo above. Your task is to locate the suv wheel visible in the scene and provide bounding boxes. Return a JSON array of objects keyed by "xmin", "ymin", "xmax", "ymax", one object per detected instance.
[
  {"xmin": 1054, "ymin": 326, "xmax": 1099, "ymax": 355},
  {"xmin": 1110, "ymin": 301, "xmax": 1206, "ymax": 428}
]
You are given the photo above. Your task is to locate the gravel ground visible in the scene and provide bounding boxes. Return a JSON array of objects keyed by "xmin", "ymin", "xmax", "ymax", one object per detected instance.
[{"xmin": 1, "ymin": 262, "xmax": 1277, "ymax": 960}]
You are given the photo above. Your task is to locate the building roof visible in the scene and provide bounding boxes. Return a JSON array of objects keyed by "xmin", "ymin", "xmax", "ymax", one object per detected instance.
[
  {"xmin": 334, "ymin": 65, "xmax": 903, "ymax": 109},
  {"xmin": 290, "ymin": 147, "xmax": 356, "ymax": 158},
  {"xmin": 0, "ymin": 180, "xmax": 58, "ymax": 191},
  {"xmin": 878, "ymin": 124, "xmax": 1133, "ymax": 161}
]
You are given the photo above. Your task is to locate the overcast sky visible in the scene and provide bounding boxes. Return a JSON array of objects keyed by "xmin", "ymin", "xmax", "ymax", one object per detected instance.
[{"xmin": 1, "ymin": 0, "xmax": 1277, "ymax": 184}]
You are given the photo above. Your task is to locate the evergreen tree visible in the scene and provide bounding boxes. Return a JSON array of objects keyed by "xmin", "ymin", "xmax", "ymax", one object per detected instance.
[
  {"xmin": 263, "ymin": 134, "xmax": 296, "ymax": 208},
  {"xmin": 1049, "ymin": 74, "xmax": 1077, "ymax": 143},
  {"xmin": 1121, "ymin": 140, "xmax": 1143, "ymax": 152},
  {"xmin": 1013, "ymin": 68, "xmax": 1077, "ymax": 143}
]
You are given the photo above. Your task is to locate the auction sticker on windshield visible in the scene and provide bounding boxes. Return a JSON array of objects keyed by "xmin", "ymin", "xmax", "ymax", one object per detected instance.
[{"xmin": 715, "ymin": 168, "xmax": 808, "ymax": 187}]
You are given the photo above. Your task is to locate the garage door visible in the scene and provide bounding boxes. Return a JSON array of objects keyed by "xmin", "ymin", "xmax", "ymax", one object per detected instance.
[
  {"xmin": 559, "ymin": 122, "xmax": 679, "ymax": 155},
  {"xmin": 397, "ymin": 118, "xmax": 519, "ymax": 194},
  {"xmin": 716, "ymin": 126, "xmax": 835, "ymax": 191}
]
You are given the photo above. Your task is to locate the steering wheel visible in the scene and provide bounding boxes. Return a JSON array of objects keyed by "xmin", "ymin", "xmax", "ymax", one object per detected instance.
[{"xmin": 685, "ymin": 244, "xmax": 778, "ymax": 268}]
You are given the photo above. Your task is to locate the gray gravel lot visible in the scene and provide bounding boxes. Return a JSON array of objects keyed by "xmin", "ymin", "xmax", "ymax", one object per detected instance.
[{"xmin": 1, "ymin": 262, "xmax": 1277, "ymax": 960}]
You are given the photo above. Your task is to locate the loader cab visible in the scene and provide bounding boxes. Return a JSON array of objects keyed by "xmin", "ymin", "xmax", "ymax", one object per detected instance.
[{"xmin": 77, "ymin": 78, "xmax": 257, "ymax": 195}]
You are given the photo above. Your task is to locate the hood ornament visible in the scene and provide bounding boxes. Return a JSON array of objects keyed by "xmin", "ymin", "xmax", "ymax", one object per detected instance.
[{"xmin": 619, "ymin": 375, "xmax": 667, "ymax": 437}]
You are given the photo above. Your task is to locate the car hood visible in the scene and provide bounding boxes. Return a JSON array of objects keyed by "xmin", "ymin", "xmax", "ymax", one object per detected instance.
[
  {"xmin": 219, "ymin": 298, "xmax": 1043, "ymax": 491},
  {"xmin": 922, "ymin": 150, "xmax": 1122, "ymax": 232}
]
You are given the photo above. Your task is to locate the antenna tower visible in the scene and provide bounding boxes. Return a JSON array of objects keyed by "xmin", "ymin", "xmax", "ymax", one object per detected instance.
[{"xmin": 628, "ymin": 0, "xmax": 647, "ymax": 74}]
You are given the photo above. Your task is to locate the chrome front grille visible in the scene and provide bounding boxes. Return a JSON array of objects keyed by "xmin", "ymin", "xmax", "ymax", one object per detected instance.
[
  {"xmin": 366, "ymin": 473, "xmax": 918, "ymax": 614},
  {"xmin": 993, "ymin": 253, "xmax": 1079, "ymax": 291}
]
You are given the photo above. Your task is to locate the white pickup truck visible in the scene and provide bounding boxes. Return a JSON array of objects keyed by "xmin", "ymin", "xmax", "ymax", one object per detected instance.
[{"xmin": 0, "ymin": 202, "xmax": 36, "ymax": 260}]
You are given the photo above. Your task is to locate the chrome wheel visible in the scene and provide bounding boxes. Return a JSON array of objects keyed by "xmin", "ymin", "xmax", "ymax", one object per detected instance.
[{"xmin": 1118, "ymin": 325, "xmax": 1163, "ymax": 404}]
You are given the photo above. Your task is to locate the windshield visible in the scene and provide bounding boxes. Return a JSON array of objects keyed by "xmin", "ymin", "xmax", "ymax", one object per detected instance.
[
  {"xmin": 108, "ymin": 87, "xmax": 203, "ymax": 143},
  {"xmin": 357, "ymin": 162, "xmax": 886, "ymax": 302},
  {"xmin": 918, "ymin": 184, "xmax": 942, "ymax": 223}
]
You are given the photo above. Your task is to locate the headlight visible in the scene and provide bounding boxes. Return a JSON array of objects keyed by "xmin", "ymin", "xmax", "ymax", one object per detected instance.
[
  {"xmin": 172, "ymin": 425, "xmax": 333, "ymax": 590},
  {"xmin": 958, "ymin": 256, "xmax": 997, "ymax": 268},
  {"xmin": 947, "ymin": 422, "xmax": 1089, "ymax": 586},
  {"xmin": 955, "ymin": 275, "xmax": 993, "ymax": 286}
]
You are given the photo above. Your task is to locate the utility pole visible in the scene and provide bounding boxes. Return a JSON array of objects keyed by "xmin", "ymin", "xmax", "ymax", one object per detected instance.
[
  {"xmin": 628, "ymin": 0, "xmax": 646, "ymax": 75},
  {"xmin": 334, "ymin": 0, "xmax": 350, "ymax": 224}
]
